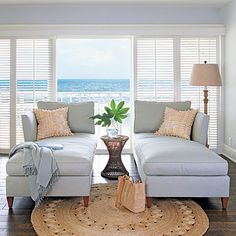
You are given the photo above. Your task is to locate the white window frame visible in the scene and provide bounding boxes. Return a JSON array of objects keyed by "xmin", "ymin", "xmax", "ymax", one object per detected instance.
[{"xmin": 0, "ymin": 24, "xmax": 225, "ymax": 154}]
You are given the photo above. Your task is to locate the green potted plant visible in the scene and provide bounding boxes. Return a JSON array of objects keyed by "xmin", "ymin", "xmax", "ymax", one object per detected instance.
[{"xmin": 91, "ymin": 99, "xmax": 129, "ymax": 138}]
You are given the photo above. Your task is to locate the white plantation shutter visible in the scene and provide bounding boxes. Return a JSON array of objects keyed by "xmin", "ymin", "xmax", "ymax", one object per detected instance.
[
  {"xmin": 180, "ymin": 38, "xmax": 218, "ymax": 150},
  {"xmin": 136, "ymin": 36, "xmax": 220, "ymax": 151},
  {"xmin": 0, "ymin": 40, "xmax": 10, "ymax": 152},
  {"xmin": 16, "ymin": 39, "xmax": 54, "ymax": 144},
  {"xmin": 136, "ymin": 38, "xmax": 174, "ymax": 101}
]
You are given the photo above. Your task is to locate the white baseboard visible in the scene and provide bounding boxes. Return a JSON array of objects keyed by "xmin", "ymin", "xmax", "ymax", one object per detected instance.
[{"xmin": 223, "ymin": 144, "xmax": 236, "ymax": 163}]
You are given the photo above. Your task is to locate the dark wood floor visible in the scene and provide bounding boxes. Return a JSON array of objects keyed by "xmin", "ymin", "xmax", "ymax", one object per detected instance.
[{"xmin": 0, "ymin": 154, "xmax": 236, "ymax": 236}]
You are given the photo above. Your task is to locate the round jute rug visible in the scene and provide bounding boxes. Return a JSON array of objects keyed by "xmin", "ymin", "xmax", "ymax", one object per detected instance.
[{"xmin": 31, "ymin": 184, "xmax": 209, "ymax": 236}]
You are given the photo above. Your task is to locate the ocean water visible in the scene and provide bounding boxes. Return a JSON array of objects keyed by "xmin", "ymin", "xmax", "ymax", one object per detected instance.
[
  {"xmin": 0, "ymin": 79, "xmax": 130, "ymax": 92},
  {"xmin": 57, "ymin": 79, "xmax": 129, "ymax": 92}
]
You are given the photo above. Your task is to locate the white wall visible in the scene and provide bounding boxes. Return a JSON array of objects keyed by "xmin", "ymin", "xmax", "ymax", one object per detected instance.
[
  {"xmin": 0, "ymin": 3, "xmax": 223, "ymax": 24},
  {"xmin": 221, "ymin": 1, "xmax": 236, "ymax": 160}
]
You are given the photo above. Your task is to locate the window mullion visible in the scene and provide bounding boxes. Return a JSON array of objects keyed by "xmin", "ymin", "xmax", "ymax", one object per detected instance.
[
  {"xmin": 217, "ymin": 36, "xmax": 223, "ymax": 153},
  {"xmin": 10, "ymin": 38, "xmax": 17, "ymax": 149},
  {"xmin": 130, "ymin": 36, "xmax": 137, "ymax": 153},
  {"xmin": 132, "ymin": 36, "xmax": 137, "ymax": 102}
]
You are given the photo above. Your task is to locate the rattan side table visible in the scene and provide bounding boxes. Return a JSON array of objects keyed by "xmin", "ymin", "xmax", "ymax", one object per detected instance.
[{"xmin": 101, "ymin": 135, "xmax": 129, "ymax": 179}]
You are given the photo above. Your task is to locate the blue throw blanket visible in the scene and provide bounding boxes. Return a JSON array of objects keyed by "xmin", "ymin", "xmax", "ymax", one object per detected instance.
[{"xmin": 9, "ymin": 142, "xmax": 59, "ymax": 206}]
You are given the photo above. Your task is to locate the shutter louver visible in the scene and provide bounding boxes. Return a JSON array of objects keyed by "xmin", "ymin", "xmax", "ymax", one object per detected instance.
[
  {"xmin": 0, "ymin": 40, "xmax": 10, "ymax": 152},
  {"xmin": 136, "ymin": 38, "xmax": 174, "ymax": 101},
  {"xmin": 180, "ymin": 38, "xmax": 218, "ymax": 150},
  {"xmin": 16, "ymin": 39, "xmax": 53, "ymax": 144}
]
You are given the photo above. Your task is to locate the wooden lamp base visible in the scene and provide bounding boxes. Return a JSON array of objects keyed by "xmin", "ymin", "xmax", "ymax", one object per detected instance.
[
  {"xmin": 203, "ymin": 88, "xmax": 209, "ymax": 148},
  {"xmin": 203, "ymin": 89, "xmax": 208, "ymax": 115}
]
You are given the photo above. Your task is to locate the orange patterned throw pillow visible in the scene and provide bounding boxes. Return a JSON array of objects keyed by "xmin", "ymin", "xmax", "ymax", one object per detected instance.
[
  {"xmin": 33, "ymin": 107, "xmax": 73, "ymax": 140},
  {"xmin": 155, "ymin": 107, "xmax": 197, "ymax": 140}
]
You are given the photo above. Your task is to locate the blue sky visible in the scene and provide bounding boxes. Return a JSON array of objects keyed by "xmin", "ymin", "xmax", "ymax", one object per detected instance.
[{"xmin": 56, "ymin": 39, "xmax": 131, "ymax": 80}]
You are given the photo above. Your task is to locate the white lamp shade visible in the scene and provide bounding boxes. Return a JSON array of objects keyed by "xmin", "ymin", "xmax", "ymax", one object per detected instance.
[{"xmin": 190, "ymin": 64, "xmax": 222, "ymax": 86}]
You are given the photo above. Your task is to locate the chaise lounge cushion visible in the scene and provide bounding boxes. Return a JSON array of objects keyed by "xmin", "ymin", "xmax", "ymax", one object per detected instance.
[
  {"xmin": 134, "ymin": 100, "xmax": 191, "ymax": 133},
  {"xmin": 6, "ymin": 133, "xmax": 97, "ymax": 176},
  {"xmin": 37, "ymin": 101, "xmax": 95, "ymax": 134},
  {"xmin": 134, "ymin": 133, "xmax": 228, "ymax": 176}
]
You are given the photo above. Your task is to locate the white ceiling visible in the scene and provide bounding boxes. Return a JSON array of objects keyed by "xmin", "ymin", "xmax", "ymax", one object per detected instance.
[{"xmin": 0, "ymin": 0, "xmax": 231, "ymax": 6}]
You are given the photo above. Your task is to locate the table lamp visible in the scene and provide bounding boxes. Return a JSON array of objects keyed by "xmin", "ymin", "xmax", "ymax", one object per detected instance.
[{"xmin": 190, "ymin": 61, "xmax": 222, "ymax": 115}]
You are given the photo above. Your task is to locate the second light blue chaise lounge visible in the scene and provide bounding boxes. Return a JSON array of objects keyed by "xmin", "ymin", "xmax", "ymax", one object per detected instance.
[{"xmin": 133, "ymin": 100, "xmax": 230, "ymax": 209}]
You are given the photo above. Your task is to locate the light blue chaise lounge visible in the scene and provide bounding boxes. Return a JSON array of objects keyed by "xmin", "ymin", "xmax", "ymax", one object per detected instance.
[
  {"xmin": 6, "ymin": 101, "xmax": 97, "ymax": 208},
  {"xmin": 133, "ymin": 101, "xmax": 230, "ymax": 209}
]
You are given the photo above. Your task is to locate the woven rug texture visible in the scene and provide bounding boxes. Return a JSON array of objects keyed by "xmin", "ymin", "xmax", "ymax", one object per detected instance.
[{"xmin": 31, "ymin": 184, "xmax": 209, "ymax": 236}]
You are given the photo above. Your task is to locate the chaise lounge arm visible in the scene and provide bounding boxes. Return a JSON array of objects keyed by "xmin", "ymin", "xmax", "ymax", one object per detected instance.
[
  {"xmin": 21, "ymin": 111, "xmax": 37, "ymax": 142},
  {"xmin": 192, "ymin": 112, "xmax": 209, "ymax": 145}
]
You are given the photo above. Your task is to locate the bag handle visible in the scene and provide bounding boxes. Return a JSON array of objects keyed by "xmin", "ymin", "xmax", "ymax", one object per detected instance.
[
  {"xmin": 123, "ymin": 175, "xmax": 134, "ymax": 183},
  {"xmin": 125, "ymin": 175, "xmax": 142, "ymax": 184}
]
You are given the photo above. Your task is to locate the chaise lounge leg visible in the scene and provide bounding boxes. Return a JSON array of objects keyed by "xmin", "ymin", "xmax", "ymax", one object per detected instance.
[
  {"xmin": 146, "ymin": 197, "xmax": 152, "ymax": 208},
  {"xmin": 83, "ymin": 196, "xmax": 89, "ymax": 207},
  {"xmin": 221, "ymin": 197, "xmax": 229, "ymax": 209},
  {"xmin": 7, "ymin": 197, "xmax": 14, "ymax": 209}
]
